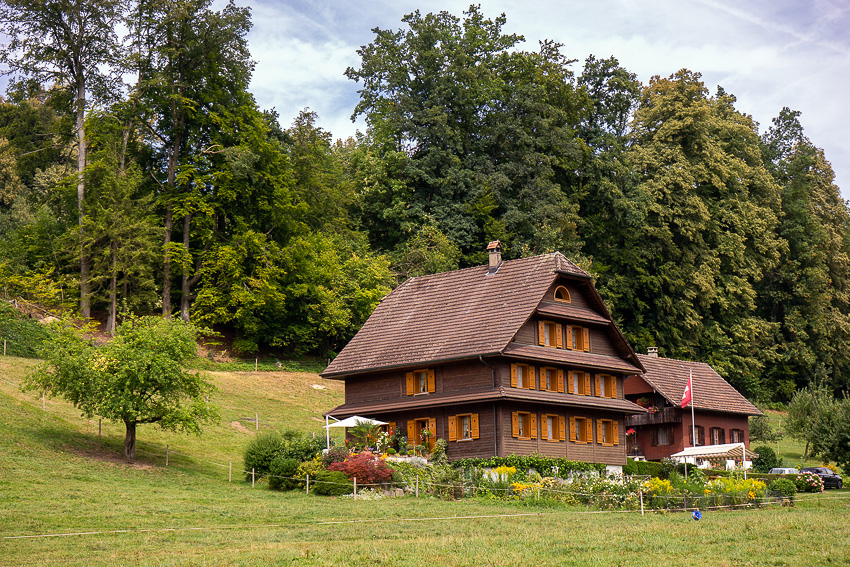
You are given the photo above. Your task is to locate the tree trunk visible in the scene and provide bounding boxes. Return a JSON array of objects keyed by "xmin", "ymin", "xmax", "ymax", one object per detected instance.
[
  {"xmin": 180, "ymin": 212, "xmax": 191, "ymax": 321},
  {"xmin": 124, "ymin": 420, "xmax": 137, "ymax": 461},
  {"xmin": 106, "ymin": 240, "xmax": 117, "ymax": 335},
  {"xmin": 76, "ymin": 78, "xmax": 90, "ymax": 318},
  {"xmin": 162, "ymin": 201, "xmax": 173, "ymax": 317}
]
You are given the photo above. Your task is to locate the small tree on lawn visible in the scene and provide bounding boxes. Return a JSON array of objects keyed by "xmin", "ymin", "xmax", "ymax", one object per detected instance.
[{"xmin": 25, "ymin": 315, "xmax": 218, "ymax": 461}]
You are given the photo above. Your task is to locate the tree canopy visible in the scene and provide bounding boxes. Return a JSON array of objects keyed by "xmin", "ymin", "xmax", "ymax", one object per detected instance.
[
  {"xmin": 25, "ymin": 316, "xmax": 218, "ymax": 461},
  {"xmin": 1, "ymin": 4, "xmax": 849, "ymax": 405}
]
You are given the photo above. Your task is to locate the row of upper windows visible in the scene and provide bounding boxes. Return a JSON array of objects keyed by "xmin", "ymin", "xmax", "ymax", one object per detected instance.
[
  {"xmin": 650, "ymin": 426, "xmax": 745, "ymax": 446},
  {"xmin": 538, "ymin": 320, "xmax": 590, "ymax": 351},
  {"xmin": 512, "ymin": 411, "xmax": 619, "ymax": 446},
  {"xmin": 511, "ymin": 364, "xmax": 618, "ymax": 398}
]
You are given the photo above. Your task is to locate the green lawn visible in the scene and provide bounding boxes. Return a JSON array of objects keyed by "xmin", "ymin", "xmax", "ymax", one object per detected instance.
[{"xmin": 1, "ymin": 356, "xmax": 848, "ymax": 566}]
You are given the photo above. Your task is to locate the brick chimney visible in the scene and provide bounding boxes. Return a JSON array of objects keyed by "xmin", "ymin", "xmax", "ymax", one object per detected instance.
[
  {"xmin": 647, "ymin": 347, "xmax": 658, "ymax": 358},
  {"xmin": 487, "ymin": 240, "xmax": 502, "ymax": 274}
]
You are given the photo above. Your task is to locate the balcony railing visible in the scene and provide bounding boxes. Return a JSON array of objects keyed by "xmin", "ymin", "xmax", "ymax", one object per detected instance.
[{"xmin": 625, "ymin": 406, "xmax": 681, "ymax": 427}]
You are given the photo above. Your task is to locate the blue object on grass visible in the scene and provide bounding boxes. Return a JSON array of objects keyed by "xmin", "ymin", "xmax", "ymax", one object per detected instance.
[{"xmin": 692, "ymin": 510, "xmax": 702, "ymax": 521}]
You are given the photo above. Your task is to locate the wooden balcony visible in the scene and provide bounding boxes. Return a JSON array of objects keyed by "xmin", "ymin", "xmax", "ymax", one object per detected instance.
[{"xmin": 625, "ymin": 406, "xmax": 682, "ymax": 427}]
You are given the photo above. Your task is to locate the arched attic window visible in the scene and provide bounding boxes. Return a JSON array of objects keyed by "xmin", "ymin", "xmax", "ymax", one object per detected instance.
[{"xmin": 554, "ymin": 285, "xmax": 571, "ymax": 303}]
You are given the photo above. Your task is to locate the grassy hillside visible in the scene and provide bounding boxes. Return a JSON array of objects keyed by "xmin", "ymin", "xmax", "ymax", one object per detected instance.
[{"xmin": 1, "ymin": 356, "xmax": 849, "ymax": 566}]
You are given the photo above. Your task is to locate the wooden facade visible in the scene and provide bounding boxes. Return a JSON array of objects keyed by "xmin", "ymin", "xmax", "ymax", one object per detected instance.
[{"xmin": 322, "ymin": 247, "xmax": 646, "ymax": 467}]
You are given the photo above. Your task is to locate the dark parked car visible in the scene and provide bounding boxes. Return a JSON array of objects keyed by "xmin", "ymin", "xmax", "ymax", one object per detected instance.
[{"xmin": 800, "ymin": 467, "xmax": 843, "ymax": 489}]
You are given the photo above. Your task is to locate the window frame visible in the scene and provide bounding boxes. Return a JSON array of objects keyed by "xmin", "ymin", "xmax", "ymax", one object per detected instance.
[
  {"xmin": 406, "ymin": 369, "xmax": 435, "ymax": 396},
  {"xmin": 554, "ymin": 285, "xmax": 571, "ymax": 303},
  {"xmin": 568, "ymin": 371, "xmax": 591, "ymax": 396},
  {"xmin": 710, "ymin": 427, "xmax": 726, "ymax": 445},
  {"xmin": 448, "ymin": 413, "xmax": 479, "ymax": 442},
  {"xmin": 511, "ymin": 363, "xmax": 536, "ymax": 390},
  {"xmin": 597, "ymin": 419, "xmax": 619, "ymax": 447},
  {"xmin": 538, "ymin": 320, "xmax": 563, "ymax": 348},
  {"xmin": 730, "ymin": 428, "xmax": 744, "ymax": 444},
  {"xmin": 595, "ymin": 374, "xmax": 617, "ymax": 399},
  {"xmin": 569, "ymin": 416, "xmax": 592, "ymax": 444},
  {"xmin": 512, "ymin": 411, "xmax": 537, "ymax": 440},
  {"xmin": 689, "ymin": 425, "xmax": 706, "ymax": 446},
  {"xmin": 407, "ymin": 417, "xmax": 437, "ymax": 451},
  {"xmin": 565, "ymin": 325, "xmax": 591, "ymax": 352},
  {"xmin": 542, "ymin": 413, "xmax": 566, "ymax": 442},
  {"xmin": 652, "ymin": 425, "xmax": 673, "ymax": 446},
  {"xmin": 541, "ymin": 367, "xmax": 564, "ymax": 393}
]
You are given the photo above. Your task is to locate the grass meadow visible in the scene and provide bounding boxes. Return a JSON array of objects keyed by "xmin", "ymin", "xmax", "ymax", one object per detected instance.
[{"xmin": 1, "ymin": 355, "xmax": 849, "ymax": 566}]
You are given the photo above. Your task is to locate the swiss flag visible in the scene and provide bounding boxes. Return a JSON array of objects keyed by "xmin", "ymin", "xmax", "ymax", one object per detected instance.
[{"xmin": 681, "ymin": 372, "xmax": 692, "ymax": 408}]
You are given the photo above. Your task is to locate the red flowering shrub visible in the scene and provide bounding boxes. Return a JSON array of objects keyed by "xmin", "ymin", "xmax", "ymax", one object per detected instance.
[{"xmin": 329, "ymin": 451, "xmax": 394, "ymax": 485}]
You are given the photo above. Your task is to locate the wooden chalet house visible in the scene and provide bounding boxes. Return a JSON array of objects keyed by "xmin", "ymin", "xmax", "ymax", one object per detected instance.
[
  {"xmin": 623, "ymin": 349, "xmax": 763, "ymax": 461},
  {"xmin": 322, "ymin": 242, "xmax": 646, "ymax": 470}
]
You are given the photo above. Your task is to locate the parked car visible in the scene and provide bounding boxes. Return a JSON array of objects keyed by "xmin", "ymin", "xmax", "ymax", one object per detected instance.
[
  {"xmin": 800, "ymin": 467, "xmax": 843, "ymax": 489},
  {"xmin": 769, "ymin": 467, "xmax": 799, "ymax": 475}
]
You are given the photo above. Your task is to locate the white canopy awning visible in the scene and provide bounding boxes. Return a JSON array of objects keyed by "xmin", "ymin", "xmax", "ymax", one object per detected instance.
[
  {"xmin": 323, "ymin": 415, "xmax": 388, "ymax": 429},
  {"xmin": 670, "ymin": 443, "xmax": 759, "ymax": 461}
]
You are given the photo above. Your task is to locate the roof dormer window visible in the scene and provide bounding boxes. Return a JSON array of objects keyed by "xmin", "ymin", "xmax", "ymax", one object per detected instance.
[{"xmin": 554, "ymin": 285, "xmax": 571, "ymax": 303}]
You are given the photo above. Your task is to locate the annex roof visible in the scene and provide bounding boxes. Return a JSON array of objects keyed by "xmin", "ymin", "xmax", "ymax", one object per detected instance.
[
  {"xmin": 323, "ymin": 253, "xmax": 606, "ymax": 378},
  {"xmin": 634, "ymin": 354, "xmax": 762, "ymax": 416},
  {"xmin": 670, "ymin": 443, "xmax": 759, "ymax": 461}
]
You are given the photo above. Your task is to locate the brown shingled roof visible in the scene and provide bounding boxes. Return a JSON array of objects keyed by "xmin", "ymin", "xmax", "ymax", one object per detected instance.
[
  {"xmin": 326, "ymin": 387, "xmax": 646, "ymax": 418},
  {"xmin": 323, "ymin": 253, "xmax": 589, "ymax": 378},
  {"xmin": 635, "ymin": 354, "xmax": 762, "ymax": 416}
]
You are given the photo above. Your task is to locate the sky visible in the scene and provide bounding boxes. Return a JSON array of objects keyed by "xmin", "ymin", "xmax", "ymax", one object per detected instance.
[{"xmin": 231, "ymin": 0, "xmax": 850, "ymax": 199}]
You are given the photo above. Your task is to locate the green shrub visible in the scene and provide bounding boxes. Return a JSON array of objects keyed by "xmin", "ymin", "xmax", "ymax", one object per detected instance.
[
  {"xmin": 623, "ymin": 459, "xmax": 663, "ymax": 477},
  {"xmin": 0, "ymin": 302, "xmax": 51, "ymax": 358},
  {"xmin": 278, "ymin": 429, "xmax": 325, "ymax": 462},
  {"xmin": 243, "ymin": 431, "xmax": 283, "ymax": 481},
  {"xmin": 430, "ymin": 438, "xmax": 448, "ymax": 465},
  {"xmin": 768, "ymin": 478, "xmax": 797, "ymax": 498},
  {"xmin": 311, "ymin": 470, "xmax": 353, "ymax": 496},
  {"xmin": 453, "ymin": 455, "xmax": 605, "ymax": 478},
  {"xmin": 268, "ymin": 456, "xmax": 300, "ymax": 490},
  {"xmin": 752, "ymin": 445, "xmax": 781, "ymax": 473}
]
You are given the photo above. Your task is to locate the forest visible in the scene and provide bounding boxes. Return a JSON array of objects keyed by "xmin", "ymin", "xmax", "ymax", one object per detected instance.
[{"xmin": 0, "ymin": 2, "xmax": 847, "ymax": 403}]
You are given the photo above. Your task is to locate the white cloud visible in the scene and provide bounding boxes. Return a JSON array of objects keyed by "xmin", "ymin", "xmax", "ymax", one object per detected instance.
[{"xmin": 234, "ymin": 0, "xmax": 849, "ymax": 197}]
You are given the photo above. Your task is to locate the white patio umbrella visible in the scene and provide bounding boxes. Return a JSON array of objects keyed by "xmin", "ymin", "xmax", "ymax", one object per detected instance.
[{"xmin": 323, "ymin": 415, "xmax": 388, "ymax": 449}]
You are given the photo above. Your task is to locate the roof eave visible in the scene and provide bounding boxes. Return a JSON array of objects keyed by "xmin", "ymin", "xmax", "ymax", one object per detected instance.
[{"xmin": 321, "ymin": 351, "xmax": 504, "ymax": 380}]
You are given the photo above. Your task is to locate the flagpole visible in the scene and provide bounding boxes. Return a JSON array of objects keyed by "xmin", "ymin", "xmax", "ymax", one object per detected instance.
[{"xmin": 688, "ymin": 368, "xmax": 699, "ymax": 447}]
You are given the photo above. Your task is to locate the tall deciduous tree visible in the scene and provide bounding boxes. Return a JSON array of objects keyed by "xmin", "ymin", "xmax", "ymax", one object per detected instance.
[
  {"xmin": 127, "ymin": 0, "xmax": 254, "ymax": 320},
  {"xmin": 26, "ymin": 315, "xmax": 218, "ymax": 461},
  {"xmin": 623, "ymin": 71, "xmax": 784, "ymax": 398},
  {"xmin": 346, "ymin": 6, "xmax": 587, "ymax": 263},
  {"xmin": 759, "ymin": 108, "xmax": 850, "ymax": 397},
  {"xmin": 0, "ymin": 0, "xmax": 124, "ymax": 317}
]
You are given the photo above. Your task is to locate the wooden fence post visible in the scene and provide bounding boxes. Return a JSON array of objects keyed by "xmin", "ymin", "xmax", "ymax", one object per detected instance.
[
  {"xmin": 252, "ymin": 468, "xmax": 255, "ymax": 488},
  {"xmin": 416, "ymin": 476, "xmax": 419, "ymax": 498},
  {"xmin": 166, "ymin": 445, "xmax": 169, "ymax": 466},
  {"xmin": 354, "ymin": 477, "xmax": 357, "ymax": 500},
  {"xmin": 229, "ymin": 461, "xmax": 232, "ymax": 482},
  {"xmin": 306, "ymin": 475, "xmax": 309, "ymax": 495},
  {"xmin": 640, "ymin": 490, "xmax": 645, "ymax": 516}
]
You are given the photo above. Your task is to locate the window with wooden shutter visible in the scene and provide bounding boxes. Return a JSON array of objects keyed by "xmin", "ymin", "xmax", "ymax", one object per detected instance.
[
  {"xmin": 427, "ymin": 418, "xmax": 436, "ymax": 450},
  {"xmin": 572, "ymin": 416, "xmax": 589, "ymax": 443},
  {"xmin": 407, "ymin": 421, "xmax": 415, "ymax": 443},
  {"xmin": 690, "ymin": 425, "xmax": 705, "ymax": 446},
  {"xmin": 598, "ymin": 419, "xmax": 617, "ymax": 446},
  {"xmin": 513, "ymin": 412, "xmax": 534, "ymax": 439},
  {"xmin": 409, "ymin": 369, "xmax": 434, "ymax": 395},
  {"xmin": 582, "ymin": 328, "xmax": 590, "ymax": 352},
  {"xmin": 582, "ymin": 372, "xmax": 591, "ymax": 396},
  {"xmin": 471, "ymin": 414, "xmax": 479, "ymax": 439},
  {"xmin": 559, "ymin": 415, "xmax": 566, "ymax": 441},
  {"xmin": 542, "ymin": 367, "xmax": 560, "ymax": 392},
  {"xmin": 511, "ymin": 363, "xmax": 534, "ymax": 389},
  {"xmin": 557, "ymin": 369, "xmax": 564, "ymax": 393},
  {"xmin": 568, "ymin": 371, "xmax": 576, "ymax": 394},
  {"xmin": 511, "ymin": 364, "xmax": 518, "ymax": 388},
  {"xmin": 566, "ymin": 326, "xmax": 573, "ymax": 350},
  {"xmin": 594, "ymin": 374, "xmax": 602, "ymax": 397},
  {"xmin": 448, "ymin": 416, "xmax": 457, "ymax": 441},
  {"xmin": 555, "ymin": 324, "xmax": 563, "ymax": 348},
  {"xmin": 538, "ymin": 321, "xmax": 546, "ymax": 346}
]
